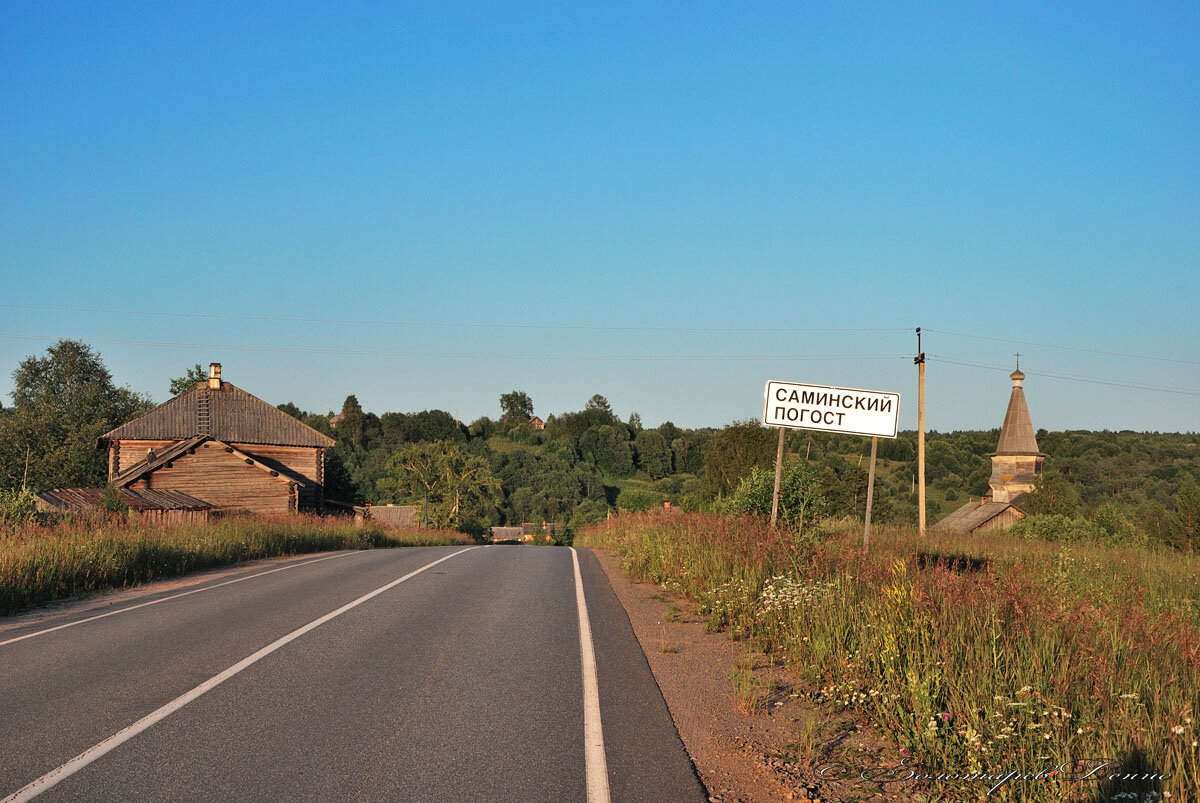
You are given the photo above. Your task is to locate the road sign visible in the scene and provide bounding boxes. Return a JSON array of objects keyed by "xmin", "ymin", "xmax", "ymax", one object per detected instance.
[{"xmin": 762, "ymin": 380, "xmax": 900, "ymax": 439}]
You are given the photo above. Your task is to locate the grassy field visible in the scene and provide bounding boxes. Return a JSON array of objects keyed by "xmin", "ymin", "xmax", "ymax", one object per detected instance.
[
  {"xmin": 0, "ymin": 514, "xmax": 473, "ymax": 616},
  {"xmin": 578, "ymin": 512, "xmax": 1198, "ymax": 802}
]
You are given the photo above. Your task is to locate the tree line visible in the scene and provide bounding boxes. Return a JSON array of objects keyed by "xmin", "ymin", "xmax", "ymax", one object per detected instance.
[{"xmin": 1, "ymin": 342, "xmax": 1196, "ymax": 548}]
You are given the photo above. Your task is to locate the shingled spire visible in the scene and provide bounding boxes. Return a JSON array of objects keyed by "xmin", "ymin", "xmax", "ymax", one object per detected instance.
[{"xmin": 988, "ymin": 362, "xmax": 1046, "ymax": 503}]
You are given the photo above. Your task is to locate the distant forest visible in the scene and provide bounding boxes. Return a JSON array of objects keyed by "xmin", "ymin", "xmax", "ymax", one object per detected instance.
[{"xmin": 1, "ymin": 344, "xmax": 1197, "ymax": 547}]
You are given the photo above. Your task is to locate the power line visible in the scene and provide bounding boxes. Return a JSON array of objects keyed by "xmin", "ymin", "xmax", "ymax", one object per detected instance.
[
  {"xmin": 0, "ymin": 333, "xmax": 910, "ymax": 362},
  {"xmin": 0, "ymin": 304, "xmax": 911, "ymax": 335},
  {"xmin": 925, "ymin": 328, "xmax": 1200, "ymax": 367},
  {"xmin": 928, "ymin": 355, "xmax": 1200, "ymax": 397}
]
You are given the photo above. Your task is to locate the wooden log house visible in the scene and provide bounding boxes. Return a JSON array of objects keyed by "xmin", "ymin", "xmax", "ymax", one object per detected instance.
[{"xmin": 101, "ymin": 364, "xmax": 335, "ymax": 514}]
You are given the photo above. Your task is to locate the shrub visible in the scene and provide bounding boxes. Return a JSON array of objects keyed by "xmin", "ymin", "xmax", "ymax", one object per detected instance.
[
  {"xmin": 0, "ymin": 487, "xmax": 38, "ymax": 527},
  {"xmin": 722, "ymin": 459, "xmax": 828, "ymax": 533}
]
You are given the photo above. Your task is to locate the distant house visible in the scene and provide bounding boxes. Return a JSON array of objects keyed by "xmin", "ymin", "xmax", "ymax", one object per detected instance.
[
  {"xmin": 529, "ymin": 415, "xmax": 545, "ymax": 430},
  {"xmin": 100, "ymin": 364, "xmax": 335, "ymax": 514},
  {"xmin": 934, "ymin": 366, "xmax": 1046, "ymax": 534}
]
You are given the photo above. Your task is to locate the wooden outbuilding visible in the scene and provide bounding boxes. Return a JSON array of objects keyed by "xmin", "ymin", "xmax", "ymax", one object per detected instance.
[
  {"xmin": 100, "ymin": 364, "xmax": 335, "ymax": 514},
  {"xmin": 35, "ymin": 487, "xmax": 212, "ymax": 524}
]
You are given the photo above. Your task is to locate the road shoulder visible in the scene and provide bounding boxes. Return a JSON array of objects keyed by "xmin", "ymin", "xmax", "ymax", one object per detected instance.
[{"xmin": 589, "ymin": 547, "xmax": 901, "ymax": 803}]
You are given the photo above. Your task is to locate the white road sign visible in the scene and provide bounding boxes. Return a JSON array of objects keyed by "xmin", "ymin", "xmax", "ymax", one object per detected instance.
[{"xmin": 763, "ymin": 380, "xmax": 900, "ymax": 439}]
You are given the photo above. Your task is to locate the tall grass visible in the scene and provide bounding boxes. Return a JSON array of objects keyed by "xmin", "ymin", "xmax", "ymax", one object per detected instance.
[
  {"xmin": 579, "ymin": 512, "xmax": 1199, "ymax": 802},
  {"xmin": 0, "ymin": 514, "xmax": 472, "ymax": 616}
]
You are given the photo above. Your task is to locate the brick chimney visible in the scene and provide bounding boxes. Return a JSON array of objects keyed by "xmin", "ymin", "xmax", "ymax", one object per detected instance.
[{"xmin": 208, "ymin": 363, "xmax": 222, "ymax": 390}]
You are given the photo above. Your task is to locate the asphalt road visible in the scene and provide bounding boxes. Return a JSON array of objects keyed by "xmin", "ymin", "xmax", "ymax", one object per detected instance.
[{"xmin": 0, "ymin": 546, "xmax": 706, "ymax": 802}]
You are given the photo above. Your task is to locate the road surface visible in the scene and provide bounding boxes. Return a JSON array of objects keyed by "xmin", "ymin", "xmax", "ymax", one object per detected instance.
[{"xmin": 0, "ymin": 546, "xmax": 706, "ymax": 802}]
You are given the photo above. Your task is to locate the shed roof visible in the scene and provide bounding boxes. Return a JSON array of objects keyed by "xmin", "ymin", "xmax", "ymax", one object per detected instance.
[
  {"xmin": 102, "ymin": 382, "xmax": 334, "ymax": 448},
  {"xmin": 35, "ymin": 487, "xmax": 212, "ymax": 512},
  {"xmin": 933, "ymin": 499, "xmax": 1020, "ymax": 533}
]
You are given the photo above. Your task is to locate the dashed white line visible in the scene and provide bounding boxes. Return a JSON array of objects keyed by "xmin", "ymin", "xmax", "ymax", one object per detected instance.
[
  {"xmin": 1, "ymin": 546, "xmax": 478, "ymax": 803},
  {"xmin": 571, "ymin": 547, "xmax": 612, "ymax": 803},
  {"xmin": 0, "ymin": 551, "xmax": 361, "ymax": 648}
]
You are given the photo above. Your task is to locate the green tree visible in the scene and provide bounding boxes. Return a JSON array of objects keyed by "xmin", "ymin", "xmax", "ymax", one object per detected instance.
[
  {"xmin": 0, "ymin": 340, "xmax": 152, "ymax": 490},
  {"xmin": 1017, "ymin": 471, "xmax": 1081, "ymax": 516},
  {"xmin": 499, "ymin": 390, "xmax": 534, "ymax": 425},
  {"xmin": 579, "ymin": 424, "xmax": 635, "ymax": 477},
  {"xmin": 376, "ymin": 442, "xmax": 502, "ymax": 532},
  {"xmin": 586, "ymin": 394, "xmax": 612, "ymax": 414},
  {"xmin": 634, "ymin": 429, "xmax": 671, "ymax": 479},
  {"xmin": 1172, "ymin": 473, "xmax": 1200, "ymax": 549},
  {"xmin": 701, "ymin": 421, "xmax": 777, "ymax": 499},
  {"xmin": 336, "ymin": 395, "xmax": 366, "ymax": 449},
  {"xmin": 168, "ymin": 364, "xmax": 207, "ymax": 396},
  {"xmin": 277, "ymin": 402, "xmax": 306, "ymax": 420}
]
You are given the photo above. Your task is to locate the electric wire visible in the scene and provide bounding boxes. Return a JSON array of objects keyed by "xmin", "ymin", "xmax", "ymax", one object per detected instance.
[
  {"xmin": 0, "ymin": 333, "xmax": 909, "ymax": 362},
  {"xmin": 924, "ymin": 328, "xmax": 1200, "ymax": 367},
  {"xmin": 0, "ymin": 304, "xmax": 911, "ymax": 335},
  {"xmin": 928, "ymin": 356, "xmax": 1200, "ymax": 397}
]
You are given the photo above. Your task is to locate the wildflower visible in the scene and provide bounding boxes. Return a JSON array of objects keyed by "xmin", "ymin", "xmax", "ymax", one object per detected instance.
[
  {"xmin": 1077, "ymin": 728, "xmax": 1084, "ymax": 735},
  {"xmin": 941, "ymin": 712, "xmax": 951, "ymax": 723},
  {"xmin": 1172, "ymin": 725, "xmax": 1185, "ymax": 736}
]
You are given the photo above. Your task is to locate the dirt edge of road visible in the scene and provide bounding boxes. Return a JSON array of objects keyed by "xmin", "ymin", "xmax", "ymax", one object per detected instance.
[{"xmin": 590, "ymin": 547, "xmax": 910, "ymax": 803}]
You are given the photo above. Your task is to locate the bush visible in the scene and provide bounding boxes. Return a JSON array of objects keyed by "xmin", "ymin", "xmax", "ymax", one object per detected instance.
[
  {"xmin": 0, "ymin": 487, "xmax": 38, "ymax": 527},
  {"xmin": 1009, "ymin": 514, "xmax": 1105, "ymax": 544},
  {"xmin": 722, "ymin": 460, "xmax": 828, "ymax": 533}
]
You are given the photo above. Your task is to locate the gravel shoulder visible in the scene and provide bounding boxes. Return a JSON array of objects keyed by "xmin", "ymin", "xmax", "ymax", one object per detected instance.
[{"xmin": 590, "ymin": 547, "xmax": 912, "ymax": 802}]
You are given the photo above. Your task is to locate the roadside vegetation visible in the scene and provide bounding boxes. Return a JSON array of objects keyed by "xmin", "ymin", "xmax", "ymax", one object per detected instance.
[
  {"xmin": 578, "ymin": 511, "xmax": 1199, "ymax": 802},
  {"xmin": 0, "ymin": 511, "xmax": 471, "ymax": 616}
]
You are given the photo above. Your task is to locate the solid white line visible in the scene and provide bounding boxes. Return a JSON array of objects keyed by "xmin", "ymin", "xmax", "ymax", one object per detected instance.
[
  {"xmin": 0, "ymin": 551, "xmax": 362, "ymax": 648},
  {"xmin": 2, "ymin": 546, "xmax": 477, "ymax": 803},
  {"xmin": 571, "ymin": 547, "xmax": 611, "ymax": 803}
]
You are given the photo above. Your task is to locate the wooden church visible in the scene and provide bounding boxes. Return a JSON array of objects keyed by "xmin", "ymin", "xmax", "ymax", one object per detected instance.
[
  {"xmin": 934, "ymin": 365, "xmax": 1047, "ymax": 533},
  {"xmin": 100, "ymin": 364, "xmax": 334, "ymax": 514}
]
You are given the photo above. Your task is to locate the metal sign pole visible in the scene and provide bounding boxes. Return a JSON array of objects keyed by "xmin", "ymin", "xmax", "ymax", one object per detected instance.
[
  {"xmin": 863, "ymin": 436, "xmax": 878, "ymax": 555},
  {"xmin": 770, "ymin": 426, "xmax": 785, "ymax": 527}
]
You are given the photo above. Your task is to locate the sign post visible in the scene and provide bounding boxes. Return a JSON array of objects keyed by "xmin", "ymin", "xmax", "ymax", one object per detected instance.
[{"xmin": 762, "ymin": 380, "xmax": 900, "ymax": 553}]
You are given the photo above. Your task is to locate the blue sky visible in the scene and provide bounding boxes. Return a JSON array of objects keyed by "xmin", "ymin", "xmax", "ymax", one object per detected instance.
[{"xmin": 2, "ymin": 2, "xmax": 1197, "ymax": 432}]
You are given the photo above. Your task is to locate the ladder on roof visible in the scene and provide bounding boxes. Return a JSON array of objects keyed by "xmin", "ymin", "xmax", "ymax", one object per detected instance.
[{"xmin": 197, "ymin": 388, "xmax": 211, "ymax": 435}]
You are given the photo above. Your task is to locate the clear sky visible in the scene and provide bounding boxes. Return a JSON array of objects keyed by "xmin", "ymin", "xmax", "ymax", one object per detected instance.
[{"xmin": 2, "ymin": 2, "xmax": 1197, "ymax": 433}]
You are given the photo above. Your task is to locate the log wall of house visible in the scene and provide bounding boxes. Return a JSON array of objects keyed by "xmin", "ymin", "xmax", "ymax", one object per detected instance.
[
  {"xmin": 231, "ymin": 443, "xmax": 321, "ymax": 485},
  {"xmin": 112, "ymin": 439, "xmax": 179, "ymax": 476},
  {"xmin": 132, "ymin": 443, "xmax": 295, "ymax": 514}
]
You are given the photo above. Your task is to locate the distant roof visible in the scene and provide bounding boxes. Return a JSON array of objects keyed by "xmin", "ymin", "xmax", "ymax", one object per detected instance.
[
  {"xmin": 35, "ymin": 487, "xmax": 211, "ymax": 512},
  {"xmin": 102, "ymin": 382, "xmax": 334, "ymax": 448},
  {"xmin": 992, "ymin": 371, "xmax": 1044, "ymax": 456}
]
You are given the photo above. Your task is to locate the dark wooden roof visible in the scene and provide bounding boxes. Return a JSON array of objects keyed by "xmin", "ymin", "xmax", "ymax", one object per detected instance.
[
  {"xmin": 102, "ymin": 382, "xmax": 334, "ymax": 448},
  {"xmin": 35, "ymin": 487, "xmax": 211, "ymax": 512},
  {"xmin": 933, "ymin": 498, "xmax": 1023, "ymax": 533}
]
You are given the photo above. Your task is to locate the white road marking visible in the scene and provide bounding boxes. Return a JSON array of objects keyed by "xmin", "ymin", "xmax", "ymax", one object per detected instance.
[
  {"xmin": 0, "ymin": 551, "xmax": 361, "ymax": 648},
  {"xmin": 1, "ymin": 546, "xmax": 478, "ymax": 803},
  {"xmin": 571, "ymin": 547, "xmax": 612, "ymax": 803}
]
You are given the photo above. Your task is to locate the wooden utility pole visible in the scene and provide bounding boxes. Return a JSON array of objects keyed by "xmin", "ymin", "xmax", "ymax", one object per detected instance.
[
  {"xmin": 916, "ymin": 327, "xmax": 926, "ymax": 537},
  {"xmin": 770, "ymin": 426, "xmax": 785, "ymax": 527},
  {"xmin": 863, "ymin": 436, "xmax": 878, "ymax": 555}
]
